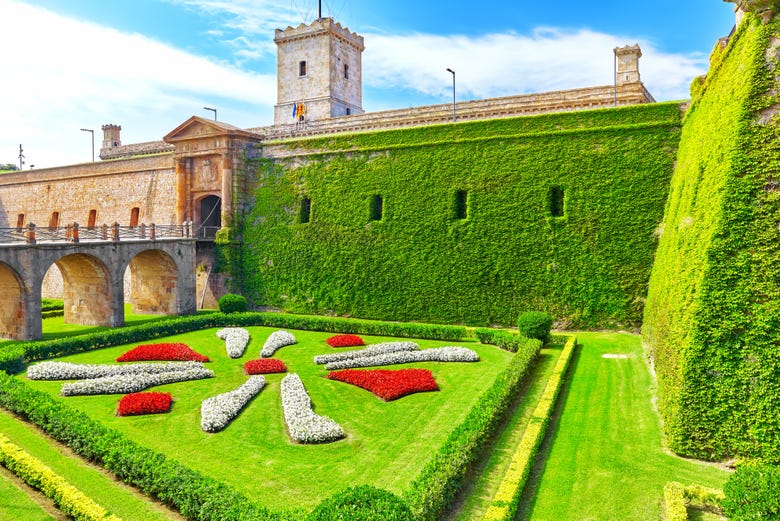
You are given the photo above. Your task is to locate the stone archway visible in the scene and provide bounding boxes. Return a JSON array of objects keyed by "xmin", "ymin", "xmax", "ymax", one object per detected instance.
[
  {"xmin": 55, "ymin": 254, "xmax": 113, "ymax": 326},
  {"xmin": 0, "ymin": 262, "xmax": 24, "ymax": 339},
  {"xmin": 128, "ymin": 249, "xmax": 179, "ymax": 315},
  {"xmin": 196, "ymin": 194, "xmax": 221, "ymax": 239}
]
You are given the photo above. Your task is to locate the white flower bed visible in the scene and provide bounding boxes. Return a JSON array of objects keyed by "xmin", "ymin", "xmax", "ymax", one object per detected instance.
[
  {"xmin": 280, "ymin": 373, "xmax": 345, "ymax": 444},
  {"xmin": 61, "ymin": 366, "xmax": 214, "ymax": 396},
  {"xmin": 217, "ymin": 327, "xmax": 250, "ymax": 358},
  {"xmin": 261, "ymin": 330, "xmax": 296, "ymax": 358},
  {"xmin": 201, "ymin": 376, "xmax": 265, "ymax": 433},
  {"xmin": 324, "ymin": 346, "xmax": 480, "ymax": 370},
  {"xmin": 27, "ymin": 361, "xmax": 207, "ymax": 381},
  {"xmin": 313, "ymin": 341, "xmax": 419, "ymax": 366}
]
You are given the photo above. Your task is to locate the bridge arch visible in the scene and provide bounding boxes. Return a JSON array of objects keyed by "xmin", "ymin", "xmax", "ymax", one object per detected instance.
[
  {"xmin": 55, "ymin": 253, "xmax": 116, "ymax": 327},
  {"xmin": 126, "ymin": 249, "xmax": 180, "ymax": 315},
  {"xmin": 0, "ymin": 261, "xmax": 25, "ymax": 339}
]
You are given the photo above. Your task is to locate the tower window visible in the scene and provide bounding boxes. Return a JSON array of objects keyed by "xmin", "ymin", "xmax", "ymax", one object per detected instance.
[
  {"xmin": 454, "ymin": 190, "xmax": 468, "ymax": 220},
  {"xmin": 549, "ymin": 186, "xmax": 565, "ymax": 217},
  {"xmin": 369, "ymin": 195, "xmax": 383, "ymax": 221},
  {"xmin": 87, "ymin": 209, "xmax": 97, "ymax": 229},
  {"xmin": 49, "ymin": 211, "xmax": 59, "ymax": 230},
  {"xmin": 344, "ymin": 64, "xmax": 349, "ymax": 80},
  {"xmin": 346, "ymin": 107, "xmax": 351, "ymax": 116},
  {"xmin": 130, "ymin": 207, "xmax": 140, "ymax": 227},
  {"xmin": 299, "ymin": 197, "xmax": 311, "ymax": 224},
  {"xmin": 299, "ymin": 60, "xmax": 307, "ymax": 77}
]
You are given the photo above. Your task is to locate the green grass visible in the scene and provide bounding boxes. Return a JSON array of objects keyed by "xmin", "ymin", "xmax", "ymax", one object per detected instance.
[
  {"xmin": 0, "ymin": 468, "xmax": 55, "ymax": 521},
  {"xmin": 518, "ymin": 332, "xmax": 730, "ymax": 521},
  {"xmin": 19, "ymin": 327, "xmax": 513, "ymax": 512},
  {"xmin": 0, "ymin": 409, "xmax": 178, "ymax": 520}
]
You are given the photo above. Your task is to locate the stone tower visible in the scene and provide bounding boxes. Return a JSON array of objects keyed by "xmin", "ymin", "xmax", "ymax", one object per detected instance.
[
  {"xmin": 273, "ymin": 17, "xmax": 365, "ymax": 125},
  {"xmin": 614, "ymin": 44, "xmax": 642, "ymax": 86},
  {"xmin": 101, "ymin": 124, "xmax": 121, "ymax": 149}
]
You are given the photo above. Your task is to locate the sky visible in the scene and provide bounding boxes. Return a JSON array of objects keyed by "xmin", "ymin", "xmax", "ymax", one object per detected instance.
[{"xmin": 1, "ymin": 0, "xmax": 737, "ymax": 169}]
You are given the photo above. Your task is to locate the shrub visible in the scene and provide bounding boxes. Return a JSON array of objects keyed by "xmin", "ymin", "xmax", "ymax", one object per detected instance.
[
  {"xmin": 723, "ymin": 462, "xmax": 780, "ymax": 520},
  {"xmin": 517, "ymin": 311, "xmax": 553, "ymax": 343},
  {"xmin": 308, "ymin": 485, "xmax": 415, "ymax": 521},
  {"xmin": 474, "ymin": 328, "xmax": 538, "ymax": 353},
  {"xmin": 326, "ymin": 334, "xmax": 365, "ymax": 347},
  {"xmin": 218, "ymin": 294, "xmax": 248, "ymax": 314},
  {"xmin": 118, "ymin": 392, "xmax": 173, "ymax": 416}
]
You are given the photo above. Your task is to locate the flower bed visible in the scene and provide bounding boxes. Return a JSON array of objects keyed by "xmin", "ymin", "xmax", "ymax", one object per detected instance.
[
  {"xmin": 61, "ymin": 366, "xmax": 214, "ymax": 396},
  {"xmin": 261, "ymin": 330, "xmax": 297, "ymax": 358},
  {"xmin": 217, "ymin": 328, "xmax": 250, "ymax": 359},
  {"xmin": 313, "ymin": 341, "xmax": 419, "ymax": 366},
  {"xmin": 117, "ymin": 343, "xmax": 210, "ymax": 362},
  {"xmin": 280, "ymin": 373, "xmax": 345, "ymax": 443},
  {"xmin": 327, "ymin": 369, "xmax": 438, "ymax": 401},
  {"xmin": 201, "ymin": 376, "xmax": 265, "ymax": 433},
  {"xmin": 27, "ymin": 361, "xmax": 207, "ymax": 380},
  {"xmin": 118, "ymin": 392, "xmax": 173, "ymax": 416},
  {"xmin": 244, "ymin": 359, "xmax": 287, "ymax": 375},
  {"xmin": 324, "ymin": 346, "xmax": 479, "ymax": 370},
  {"xmin": 326, "ymin": 334, "xmax": 365, "ymax": 348}
]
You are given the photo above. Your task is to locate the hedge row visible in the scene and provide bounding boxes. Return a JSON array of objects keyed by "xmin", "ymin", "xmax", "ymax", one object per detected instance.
[
  {"xmin": 0, "ymin": 373, "xmax": 292, "ymax": 521},
  {"xmin": 42, "ymin": 310, "xmax": 65, "ymax": 320},
  {"xmin": 41, "ymin": 299, "xmax": 64, "ymax": 312},
  {"xmin": 402, "ymin": 335, "xmax": 543, "ymax": 520},
  {"xmin": 0, "ymin": 312, "xmax": 466, "ymax": 373},
  {"xmin": 484, "ymin": 336, "xmax": 577, "ymax": 521},
  {"xmin": 474, "ymin": 328, "xmax": 529, "ymax": 352},
  {"xmin": 0, "ymin": 433, "xmax": 122, "ymax": 521},
  {"xmin": 663, "ymin": 481, "xmax": 724, "ymax": 521}
]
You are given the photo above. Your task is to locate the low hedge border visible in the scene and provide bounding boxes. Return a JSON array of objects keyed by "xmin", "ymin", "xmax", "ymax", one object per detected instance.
[
  {"xmin": 42, "ymin": 310, "xmax": 65, "ymax": 320},
  {"xmin": 0, "ymin": 312, "xmax": 467, "ymax": 374},
  {"xmin": 0, "ymin": 433, "xmax": 122, "ymax": 521},
  {"xmin": 484, "ymin": 335, "xmax": 577, "ymax": 521},
  {"xmin": 403, "ymin": 335, "xmax": 543, "ymax": 520},
  {"xmin": 663, "ymin": 481, "xmax": 724, "ymax": 521}
]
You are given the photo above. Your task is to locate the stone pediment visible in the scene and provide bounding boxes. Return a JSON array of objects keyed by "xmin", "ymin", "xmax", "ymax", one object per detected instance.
[{"xmin": 163, "ymin": 116, "xmax": 260, "ymax": 144}]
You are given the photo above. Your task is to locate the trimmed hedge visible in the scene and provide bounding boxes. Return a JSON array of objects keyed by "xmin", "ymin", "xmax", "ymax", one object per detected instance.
[
  {"xmin": 0, "ymin": 373, "xmax": 288, "ymax": 521},
  {"xmin": 41, "ymin": 299, "xmax": 64, "ymax": 312},
  {"xmin": 306, "ymin": 486, "xmax": 414, "ymax": 521},
  {"xmin": 474, "ymin": 328, "xmax": 528, "ymax": 352},
  {"xmin": 241, "ymin": 103, "xmax": 681, "ymax": 330},
  {"xmin": 664, "ymin": 481, "xmax": 725, "ymax": 521},
  {"xmin": 0, "ymin": 312, "xmax": 466, "ymax": 373},
  {"xmin": 218, "ymin": 294, "xmax": 248, "ymax": 314},
  {"xmin": 0, "ymin": 433, "xmax": 122, "ymax": 521},
  {"xmin": 403, "ymin": 335, "xmax": 542, "ymax": 520},
  {"xmin": 643, "ymin": 12, "xmax": 780, "ymax": 461},
  {"xmin": 516, "ymin": 311, "xmax": 553, "ymax": 343},
  {"xmin": 484, "ymin": 336, "xmax": 577, "ymax": 521},
  {"xmin": 723, "ymin": 462, "xmax": 780, "ymax": 520}
]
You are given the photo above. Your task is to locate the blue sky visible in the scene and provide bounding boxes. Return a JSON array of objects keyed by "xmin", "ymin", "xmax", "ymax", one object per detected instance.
[{"xmin": 1, "ymin": 0, "xmax": 736, "ymax": 168}]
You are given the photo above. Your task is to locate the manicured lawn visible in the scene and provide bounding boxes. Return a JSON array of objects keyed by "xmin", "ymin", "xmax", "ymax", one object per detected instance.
[
  {"xmin": 0, "ymin": 409, "xmax": 179, "ymax": 521},
  {"xmin": 518, "ymin": 332, "xmax": 730, "ymax": 521},
  {"xmin": 0, "ymin": 469, "xmax": 55, "ymax": 521},
  {"xmin": 20, "ymin": 326, "xmax": 513, "ymax": 512}
]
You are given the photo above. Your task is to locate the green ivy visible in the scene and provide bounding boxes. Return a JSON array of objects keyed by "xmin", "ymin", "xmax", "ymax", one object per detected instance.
[
  {"xmin": 239, "ymin": 103, "xmax": 681, "ymax": 329},
  {"xmin": 643, "ymin": 13, "xmax": 780, "ymax": 462}
]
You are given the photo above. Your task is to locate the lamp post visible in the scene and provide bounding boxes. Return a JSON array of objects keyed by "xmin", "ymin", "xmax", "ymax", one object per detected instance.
[
  {"xmin": 204, "ymin": 106, "xmax": 217, "ymax": 120},
  {"xmin": 80, "ymin": 128, "xmax": 94, "ymax": 162},
  {"xmin": 446, "ymin": 68, "xmax": 456, "ymax": 122}
]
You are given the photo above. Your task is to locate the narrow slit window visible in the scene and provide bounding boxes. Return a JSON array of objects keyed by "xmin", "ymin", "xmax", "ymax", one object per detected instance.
[
  {"xmin": 455, "ymin": 190, "xmax": 468, "ymax": 220},
  {"xmin": 370, "ymin": 195, "xmax": 383, "ymax": 221},
  {"xmin": 344, "ymin": 64, "xmax": 349, "ymax": 80},
  {"xmin": 87, "ymin": 209, "xmax": 97, "ymax": 229},
  {"xmin": 130, "ymin": 207, "xmax": 140, "ymax": 227},
  {"xmin": 299, "ymin": 60, "xmax": 307, "ymax": 77},
  {"xmin": 299, "ymin": 197, "xmax": 311, "ymax": 224},
  {"xmin": 549, "ymin": 186, "xmax": 565, "ymax": 217},
  {"xmin": 49, "ymin": 211, "xmax": 59, "ymax": 230},
  {"xmin": 16, "ymin": 213, "xmax": 24, "ymax": 232}
]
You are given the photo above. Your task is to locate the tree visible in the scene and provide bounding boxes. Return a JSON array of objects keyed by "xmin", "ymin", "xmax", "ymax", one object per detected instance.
[{"xmin": 0, "ymin": 163, "xmax": 18, "ymax": 172}]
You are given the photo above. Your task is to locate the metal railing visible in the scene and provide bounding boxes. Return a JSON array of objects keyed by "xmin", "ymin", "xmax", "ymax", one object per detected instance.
[{"xmin": 0, "ymin": 221, "xmax": 199, "ymax": 245}]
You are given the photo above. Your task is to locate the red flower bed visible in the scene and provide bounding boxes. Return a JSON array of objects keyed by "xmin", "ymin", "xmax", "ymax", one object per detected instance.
[
  {"xmin": 327, "ymin": 369, "xmax": 438, "ymax": 401},
  {"xmin": 117, "ymin": 392, "xmax": 172, "ymax": 416},
  {"xmin": 244, "ymin": 359, "xmax": 287, "ymax": 374},
  {"xmin": 117, "ymin": 343, "xmax": 209, "ymax": 362},
  {"xmin": 326, "ymin": 334, "xmax": 365, "ymax": 348}
]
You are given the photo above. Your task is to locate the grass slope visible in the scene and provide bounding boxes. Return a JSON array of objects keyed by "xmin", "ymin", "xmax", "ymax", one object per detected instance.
[
  {"xmin": 0, "ymin": 469, "xmax": 55, "ymax": 521},
  {"xmin": 19, "ymin": 326, "xmax": 513, "ymax": 512},
  {"xmin": 518, "ymin": 332, "xmax": 729, "ymax": 521}
]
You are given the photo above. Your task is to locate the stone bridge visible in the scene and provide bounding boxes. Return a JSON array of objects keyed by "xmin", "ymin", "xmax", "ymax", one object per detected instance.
[{"xmin": 0, "ymin": 227, "xmax": 197, "ymax": 340}]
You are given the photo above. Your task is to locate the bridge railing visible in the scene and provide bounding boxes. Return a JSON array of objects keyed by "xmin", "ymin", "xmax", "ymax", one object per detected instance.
[{"xmin": 0, "ymin": 222, "xmax": 198, "ymax": 245}]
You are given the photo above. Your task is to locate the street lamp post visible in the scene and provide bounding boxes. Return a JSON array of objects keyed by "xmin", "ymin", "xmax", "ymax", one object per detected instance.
[
  {"xmin": 446, "ymin": 68, "xmax": 456, "ymax": 122},
  {"xmin": 80, "ymin": 128, "xmax": 94, "ymax": 162},
  {"xmin": 204, "ymin": 106, "xmax": 217, "ymax": 120}
]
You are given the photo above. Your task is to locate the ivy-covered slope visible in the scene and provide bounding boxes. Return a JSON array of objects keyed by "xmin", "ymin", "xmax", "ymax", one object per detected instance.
[
  {"xmin": 643, "ymin": 14, "xmax": 780, "ymax": 462},
  {"xmin": 239, "ymin": 103, "xmax": 681, "ymax": 329}
]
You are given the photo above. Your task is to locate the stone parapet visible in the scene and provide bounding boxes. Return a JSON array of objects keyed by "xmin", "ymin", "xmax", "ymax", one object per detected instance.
[{"xmin": 100, "ymin": 140, "xmax": 174, "ymax": 160}]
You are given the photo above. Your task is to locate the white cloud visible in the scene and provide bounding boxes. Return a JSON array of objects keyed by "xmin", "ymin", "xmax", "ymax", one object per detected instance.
[
  {"xmin": 363, "ymin": 28, "xmax": 707, "ymax": 103},
  {"xmin": 0, "ymin": 0, "xmax": 275, "ymax": 168}
]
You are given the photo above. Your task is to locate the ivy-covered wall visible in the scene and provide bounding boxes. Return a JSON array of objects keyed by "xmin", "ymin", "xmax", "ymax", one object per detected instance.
[
  {"xmin": 643, "ymin": 13, "xmax": 780, "ymax": 462},
  {"xmin": 238, "ymin": 103, "xmax": 681, "ymax": 329}
]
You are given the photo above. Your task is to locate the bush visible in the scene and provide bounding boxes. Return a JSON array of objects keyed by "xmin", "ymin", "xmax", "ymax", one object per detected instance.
[
  {"xmin": 517, "ymin": 312, "xmax": 553, "ymax": 343},
  {"xmin": 308, "ymin": 485, "xmax": 415, "ymax": 521},
  {"xmin": 723, "ymin": 462, "xmax": 780, "ymax": 520},
  {"xmin": 218, "ymin": 294, "xmax": 248, "ymax": 314}
]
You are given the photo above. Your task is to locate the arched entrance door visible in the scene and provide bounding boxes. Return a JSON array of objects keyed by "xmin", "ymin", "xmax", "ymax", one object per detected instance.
[
  {"xmin": 198, "ymin": 195, "xmax": 221, "ymax": 239},
  {"xmin": 0, "ymin": 262, "xmax": 24, "ymax": 339}
]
